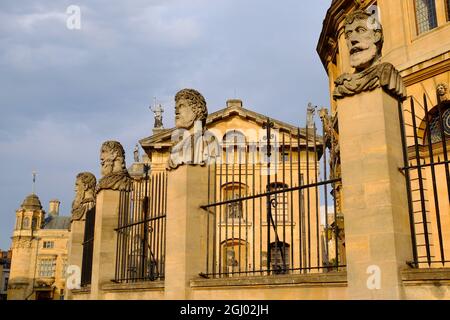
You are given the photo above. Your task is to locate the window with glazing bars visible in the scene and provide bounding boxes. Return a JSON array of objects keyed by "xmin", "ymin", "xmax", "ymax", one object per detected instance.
[
  {"xmin": 38, "ymin": 259, "xmax": 56, "ymax": 277},
  {"xmin": 415, "ymin": 0, "xmax": 438, "ymax": 34}
]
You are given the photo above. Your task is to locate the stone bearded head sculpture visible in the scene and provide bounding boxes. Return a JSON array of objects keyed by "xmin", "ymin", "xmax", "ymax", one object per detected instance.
[
  {"xmin": 344, "ymin": 10, "xmax": 383, "ymax": 72},
  {"xmin": 97, "ymin": 141, "xmax": 132, "ymax": 192},
  {"xmin": 437, "ymin": 83, "xmax": 449, "ymax": 102},
  {"xmin": 175, "ymin": 89, "xmax": 208, "ymax": 129},
  {"xmin": 333, "ymin": 9, "xmax": 406, "ymax": 100},
  {"xmin": 71, "ymin": 172, "xmax": 96, "ymax": 221}
]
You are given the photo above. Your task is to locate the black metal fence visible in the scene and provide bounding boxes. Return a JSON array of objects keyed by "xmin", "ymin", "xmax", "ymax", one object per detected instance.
[
  {"xmin": 201, "ymin": 115, "xmax": 345, "ymax": 278},
  {"xmin": 114, "ymin": 170, "xmax": 168, "ymax": 283},
  {"xmin": 399, "ymin": 95, "xmax": 450, "ymax": 268},
  {"xmin": 81, "ymin": 207, "xmax": 96, "ymax": 287}
]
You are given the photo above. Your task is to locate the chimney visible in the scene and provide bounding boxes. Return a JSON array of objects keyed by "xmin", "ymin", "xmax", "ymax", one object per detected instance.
[
  {"xmin": 49, "ymin": 199, "xmax": 60, "ymax": 216},
  {"xmin": 226, "ymin": 99, "xmax": 243, "ymax": 108}
]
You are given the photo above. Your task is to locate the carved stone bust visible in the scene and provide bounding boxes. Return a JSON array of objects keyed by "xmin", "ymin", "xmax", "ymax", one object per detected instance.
[
  {"xmin": 97, "ymin": 141, "xmax": 132, "ymax": 193},
  {"xmin": 175, "ymin": 89, "xmax": 208, "ymax": 129},
  {"xmin": 333, "ymin": 10, "xmax": 406, "ymax": 100},
  {"xmin": 71, "ymin": 172, "xmax": 96, "ymax": 221},
  {"xmin": 437, "ymin": 83, "xmax": 450, "ymax": 102},
  {"xmin": 167, "ymin": 89, "xmax": 208, "ymax": 170}
]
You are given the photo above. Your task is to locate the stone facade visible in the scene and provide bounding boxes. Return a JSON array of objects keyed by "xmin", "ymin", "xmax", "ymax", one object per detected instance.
[{"xmin": 7, "ymin": 196, "xmax": 70, "ymax": 300}]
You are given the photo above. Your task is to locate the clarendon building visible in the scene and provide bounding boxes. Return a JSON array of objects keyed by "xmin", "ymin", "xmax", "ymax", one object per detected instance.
[{"xmin": 6, "ymin": 0, "xmax": 450, "ymax": 300}]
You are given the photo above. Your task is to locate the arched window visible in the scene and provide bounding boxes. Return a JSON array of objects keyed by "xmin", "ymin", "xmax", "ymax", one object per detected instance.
[
  {"xmin": 221, "ymin": 239, "xmax": 247, "ymax": 274},
  {"xmin": 222, "ymin": 183, "xmax": 247, "ymax": 220},
  {"xmin": 425, "ymin": 104, "xmax": 449, "ymax": 144},
  {"xmin": 414, "ymin": 0, "xmax": 438, "ymax": 35},
  {"xmin": 268, "ymin": 182, "xmax": 289, "ymax": 222},
  {"xmin": 223, "ymin": 130, "xmax": 246, "ymax": 164},
  {"xmin": 270, "ymin": 242, "xmax": 290, "ymax": 274},
  {"xmin": 23, "ymin": 217, "xmax": 30, "ymax": 229}
]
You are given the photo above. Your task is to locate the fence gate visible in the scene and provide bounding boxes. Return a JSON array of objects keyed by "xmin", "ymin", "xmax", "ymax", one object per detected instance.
[
  {"xmin": 201, "ymin": 111, "xmax": 345, "ymax": 278},
  {"xmin": 398, "ymin": 96, "xmax": 450, "ymax": 268},
  {"xmin": 81, "ymin": 207, "xmax": 95, "ymax": 286},
  {"xmin": 114, "ymin": 168, "xmax": 168, "ymax": 283}
]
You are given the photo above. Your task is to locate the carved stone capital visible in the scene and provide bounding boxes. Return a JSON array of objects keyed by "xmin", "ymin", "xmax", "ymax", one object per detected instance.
[{"xmin": 333, "ymin": 62, "xmax": 406, "ymax": 101}]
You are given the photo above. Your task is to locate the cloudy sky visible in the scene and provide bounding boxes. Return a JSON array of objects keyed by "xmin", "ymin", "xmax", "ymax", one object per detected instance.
[{"xmin": 0, "ymin": 0, "xmax": 332, "ymax": 250}]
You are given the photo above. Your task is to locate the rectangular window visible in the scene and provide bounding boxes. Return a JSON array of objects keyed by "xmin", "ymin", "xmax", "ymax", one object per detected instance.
[
  {"xmin": 4, "ymin": 278, "xmax": 8, "ymax": 291},
  {"xmin": 38, "ymin": 259, "xmax": 56, "ymax": 277},
  {"xmin": 43, "ymin": 241, "xmax": 54, "ymax": 249},
  {"xmin": 415, "ymin": 0, "xmax": 438, "ymax": 34}
]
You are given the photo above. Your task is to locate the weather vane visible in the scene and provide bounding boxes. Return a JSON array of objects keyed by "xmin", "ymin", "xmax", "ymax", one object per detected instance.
[{"xmin": 32, "ymin": 170, "xmax": 37, "ymax": 194}]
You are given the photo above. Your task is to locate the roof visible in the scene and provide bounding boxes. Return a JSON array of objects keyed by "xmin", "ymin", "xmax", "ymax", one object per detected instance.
[
  {"xmin": 140, "ymin": 104, "xmax": 321, "ymax": 149},
  {"xmin": 42, "ymin": 215, "xmax": 71, "ymax": 230},
  {"xmin": 20, "ymin": 194, "xmax": 43, "ymax": 211}
]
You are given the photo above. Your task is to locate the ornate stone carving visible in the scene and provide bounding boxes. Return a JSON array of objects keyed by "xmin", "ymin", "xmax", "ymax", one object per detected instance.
[
  {"xmin": 71, "ymin": 172, "xmax": 96, "ymax": 221},
  {"xmin": 437, "ymin": 83, "xmax": 450, "ymax": 103},
  {"xmin": 306, "ymin": 103, "xmax": 317, "ymax": 129},
  {"xmin": 174, "ymin": 89, "xmax": 208, "ymax": 130},
  {"xmin": 167, "ymin": 89, "xmax": 208, "ymax": 170},
  {"xmin": 319, "ymin": 108, "xmax": 340, "ymax": 177},
  {"xmin": 97, "ymin": 141, "xmax": 132, "ymax": 193},
  {"xmin": 12, "ymin": 238, "xmax": 32, "ymax": 249},
  {"xmin": 333, "ymin": 10, "xmax": 406, "ymax": 100}
]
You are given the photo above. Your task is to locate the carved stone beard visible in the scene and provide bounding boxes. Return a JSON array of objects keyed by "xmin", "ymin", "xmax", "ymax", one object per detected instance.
[
  {"xmin": 113, "ymin": 158, "xmax": 125, "ymax": 173},
  {"xmin": 71, "ymin": 189, "xmax": 95, "ymax": 221},
  {"xmin": 350, "ymin": 44, "xmax": 379, "ymax": 72},
  {"xmin": 71, "ymin": 198, "xmax": 95, "ymax": 221},
  {"xmin": 101, "ymin": 159, "xmax": 114, "ymax": 176}
]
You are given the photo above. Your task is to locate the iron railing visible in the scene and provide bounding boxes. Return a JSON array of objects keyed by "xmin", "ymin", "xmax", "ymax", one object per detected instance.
[
  {"xmin": 81, "ymin": 206, "xmax": 96, "ymax": 287},
  {"xmin": 114, "ymin": 169, "xmax": 167, "ymax": 283},
  {"xmin": 201, "ymin": 115, "xmax": 345, "ymax": 278},
  {"xmin": 399, "ymin": 95, "xmax": 450, "ymax": 268}
]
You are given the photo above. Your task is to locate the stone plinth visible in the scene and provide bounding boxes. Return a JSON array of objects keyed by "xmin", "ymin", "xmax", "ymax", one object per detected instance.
[
  {"xmin": 164, "ymin": 165, "xmax": 209, "ymax": 300},
  {"xmin": 90, "ymin": 190, "xmax": 120, "ymax": 300},
  {"xmin": 66, "ymin": 220, "xmax": 85, "ymax": 300},
  {"xmin": 337, "ymin": 88, "xmax": 412, "ymax": 299}
]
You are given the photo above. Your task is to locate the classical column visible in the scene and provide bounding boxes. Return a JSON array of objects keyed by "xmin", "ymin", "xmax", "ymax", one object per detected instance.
[{"xmin": 333, "ymin": 10, "xmax": 412, "ymax": 299}]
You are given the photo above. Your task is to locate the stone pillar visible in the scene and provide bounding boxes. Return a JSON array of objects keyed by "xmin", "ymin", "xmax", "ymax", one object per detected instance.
[
  {"xmin": 164, "ymin": 165, "xmax": 209, "ymax": 300},
  {"xmin": 337, "ymin": 89, "xmax": 412, "ymax": 299},
  {"xmin": 90, "ymin": 190, "xmax": 120, "ymax": 300},
  {"xmin": 66, "ymin": 220, "xmax": 85, "ymax": 300}
]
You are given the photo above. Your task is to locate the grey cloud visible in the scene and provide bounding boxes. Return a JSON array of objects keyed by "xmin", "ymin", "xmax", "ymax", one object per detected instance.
[{"xmin": 0, "ymin": 0, "xmax": 332, "ymax": 249}]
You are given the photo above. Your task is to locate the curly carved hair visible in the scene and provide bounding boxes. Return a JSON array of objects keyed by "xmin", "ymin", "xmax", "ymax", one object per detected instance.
[
  {"xmin": 175, "ymin": 88, "xmax": 208, "ymax": 124},
  {"xmin": 101, "ymin": 141, "xmax": 125, "ymax": 158},
  {"xmin": 345, "ymin": 9, "xmax": 384, "ymax": 50},
  {"xmin": 76, "ymin": 172, "xmax": 97, "ymax": 191},
  {"xmin": 437, "ymin": 83, "xmax": 449, "ymax": 93}
]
